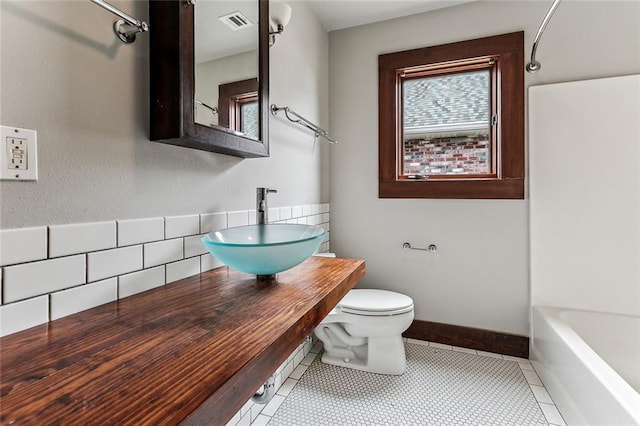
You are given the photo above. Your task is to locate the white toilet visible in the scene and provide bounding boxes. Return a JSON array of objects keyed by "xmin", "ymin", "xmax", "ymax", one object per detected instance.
[{"xmin": 314, "ymin": 289, "xmax": 414, "ymax": 375}]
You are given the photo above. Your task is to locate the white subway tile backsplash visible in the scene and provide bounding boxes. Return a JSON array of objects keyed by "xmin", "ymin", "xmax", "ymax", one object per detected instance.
[
  {"xmin": 3, "ymin": 255, "xmax": 85, "ymax": 303},
  {"xmin": 165, "ymin": 215, "xmax": 199, "ymax": 239},
  {"xmin": 1, "ymin": 203, "xmax": 330, "ymax": 340},
  {"xmin": 0, "ymin": 295, "xmax": 49, "ymax": 337},
  {"xmin": 88, "ymin": 245, "xmax": 142, "ymax": 282},
  {"xmin": 166, "ymin": 257, "xmax": 200, "ymax": 283},
  {"xmin": 144, "ymin": 238, "xmax": 183, "ymax": 269},
  {"xmin": 201, "ymin": 253, "xmax": 224, "ymax": 272},
  {"xmin": 185, "ymin": 235, "xmax": 208, "ymax": 258},
  {"xmin": 118, "ymin": 266, "xmax": 165, "ymax": 298},
  {"xmin": 296, "ymin": 217, "xmax": 308, "ymax": 225},
  {"xmin": 118, "ymin": 217, "xmax": 164, "ymax": 247},
  {"xmin": 200, "ymin": 212, "xmax": 227, "ymax": 233},
  {"xmin": 279, "ymin": 207, "xmax": 292, "ymax": 220},
  {"xmin": 49, "ymin": 221, "xmax": 116, "ymax": 258},
  {"xmin": 228, "ymin": 211, "xmax": 249, "ymax": 227},
  {"xmin": 0, "ymin": 226, "xmax": 47, "ymax": 266},
  {"xmin": 268, "ymin": 208, "xmax": 280, "ymax": 223},
  {"xmin": 51, "ymin": 278, "xmax": 117, "ymax": 320}
]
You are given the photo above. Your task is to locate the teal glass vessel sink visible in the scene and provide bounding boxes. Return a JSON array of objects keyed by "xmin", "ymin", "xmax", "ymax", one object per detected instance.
[{"xmin": 201, "ymin": 224, "xmax": 326, "ymax": 277}]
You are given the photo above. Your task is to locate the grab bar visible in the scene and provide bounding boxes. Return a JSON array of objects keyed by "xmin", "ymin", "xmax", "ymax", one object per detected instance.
[
  {"xmin": 526, "ymin": 0, "xmax": 562, "ymax": 73},
  {"xmin": 270, "ymin": 104, "xmax": 338, "ymax": 144}
]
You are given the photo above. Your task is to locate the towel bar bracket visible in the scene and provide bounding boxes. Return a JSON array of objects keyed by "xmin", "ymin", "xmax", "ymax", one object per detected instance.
[{"xmin": 403, "ymin": 242, "xmax": 437, "ymax": 252}]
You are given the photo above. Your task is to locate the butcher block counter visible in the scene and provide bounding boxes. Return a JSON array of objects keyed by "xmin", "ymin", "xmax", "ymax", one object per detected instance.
[{"xmin": 0, "ymin": 256, "xmax": 365, "ymax": 425}]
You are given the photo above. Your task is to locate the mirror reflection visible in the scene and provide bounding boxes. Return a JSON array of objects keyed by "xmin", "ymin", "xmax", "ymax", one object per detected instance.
[{"xmin": 195, "ymin": 0, "xmax": 259, "ymax": 139}]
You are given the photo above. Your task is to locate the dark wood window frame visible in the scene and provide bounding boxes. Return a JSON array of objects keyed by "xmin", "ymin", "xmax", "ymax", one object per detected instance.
[
  {"xmin": 218, "ymin": 78, "xmax": 259, "ymax": 134},
  {"xmin": 379, "ymin": 32, "xmax": 524, "ymax": 199}
]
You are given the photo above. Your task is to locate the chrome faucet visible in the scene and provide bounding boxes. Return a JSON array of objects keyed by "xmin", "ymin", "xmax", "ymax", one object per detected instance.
[{"xmin": 256, "ymin": 187, "xmax": 277, "ymax": 224}]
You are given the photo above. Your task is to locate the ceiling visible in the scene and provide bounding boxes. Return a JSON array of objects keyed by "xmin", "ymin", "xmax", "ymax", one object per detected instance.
[
  {"xmin": 306, "ymin": 0, "xmax": 475, "ymax": 32},
  {"xmin": 195, "ymin": 0, "xmax": 475, "ymax": 64}
]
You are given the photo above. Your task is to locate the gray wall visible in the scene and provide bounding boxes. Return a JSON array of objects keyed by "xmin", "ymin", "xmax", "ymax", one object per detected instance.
[
  {"xmin": 328, "ymin": 0, "xmax": 640, "ymax": 335},
  {"xmin": 0, "ymin": 0, "xmax": 329, "ymax": 228}
]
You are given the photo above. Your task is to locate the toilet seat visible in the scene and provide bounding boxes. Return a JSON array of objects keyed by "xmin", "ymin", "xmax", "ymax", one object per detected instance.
[{"xmin": 338, "ymin": 289, "xmax": 414, "ymax": 316}]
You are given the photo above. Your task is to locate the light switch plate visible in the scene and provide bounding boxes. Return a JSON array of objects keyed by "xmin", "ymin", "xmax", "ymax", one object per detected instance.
[{"xmin": 1, "ymin": 125, "xmax": 38, "ymax": 181}]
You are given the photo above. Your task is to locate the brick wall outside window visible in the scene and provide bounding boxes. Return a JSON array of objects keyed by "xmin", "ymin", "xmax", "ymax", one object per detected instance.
[{"xmin": 404, "ymin": 131, "xmax": 489, "ymax": 175}]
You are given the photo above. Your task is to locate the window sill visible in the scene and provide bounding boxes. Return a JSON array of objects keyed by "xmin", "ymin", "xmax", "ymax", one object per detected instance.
[{"xmin": 379, "ymin": 178, "xmax": 524, "ymax": 199}]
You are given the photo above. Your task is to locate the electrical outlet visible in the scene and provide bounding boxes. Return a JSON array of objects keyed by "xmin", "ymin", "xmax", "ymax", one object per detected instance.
[{"xmin": 1, "ymin": 125, "xmax": 38, "ymax": 181}]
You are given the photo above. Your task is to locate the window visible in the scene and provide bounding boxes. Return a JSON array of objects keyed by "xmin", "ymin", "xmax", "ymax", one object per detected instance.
[
  {"xmin": 218, "ymin": 78, "xmax": 259, "ymax": 139},
  {"xmin": 379, "ymin": 32, "xmax": 524, "ymax": 199}
]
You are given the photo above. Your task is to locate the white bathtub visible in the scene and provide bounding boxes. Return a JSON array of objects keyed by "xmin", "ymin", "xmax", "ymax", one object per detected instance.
[{"xmin": 531, "ymin": 306, "xmax": 640, "ymax": 425}]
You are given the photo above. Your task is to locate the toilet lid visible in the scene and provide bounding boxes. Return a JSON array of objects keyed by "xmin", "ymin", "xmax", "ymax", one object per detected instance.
[{"xmin": 338, "ymin": 289, "xmax": 414, "ymax": 316}]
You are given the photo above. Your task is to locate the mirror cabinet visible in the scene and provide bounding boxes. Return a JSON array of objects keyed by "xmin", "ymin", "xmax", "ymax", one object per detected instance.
[{"xmin": 149, "ymin": 0, "xmax": 269, "ymax": 157}]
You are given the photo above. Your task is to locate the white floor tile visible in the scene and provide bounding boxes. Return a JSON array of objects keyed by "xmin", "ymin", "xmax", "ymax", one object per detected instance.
[
  {"xmin": 250, "ymin": 414, "xmax": 271, "ymax": 426},
  {"xmin": 539, "ymin": 402, "xmax": 567, "ymax": 425},
  {"xmin": 452, "ymin": 345, "xmax": 477, "ymax": 354},
  {"xmin": 267, "ymin": 342, "xmax": 549, "ymax": 426},
  {"xmin": 530, "ymin": 384, "xmax": 554, "ymax": 404},
  {"xmin": 430, "ymin": 341, "xmax": 452, "ymax": 350},
  {"xmin": 261, "ymin": 394, "xmax": 286, "ymax": 417},
  {"xmin": 275, "ymin": 378, "xmax": 298, "ymax": 397},
  {"xmin": 406, "ymin": 338, "xmax": 430, "ymax": 346},
  {"xmin": 251, "ymin": 339, "xmax": 562, "ymax": 426},
  {"xmin": 519, "ymin": 360, "xmax": 535, "ymax": 371},
  {"xmin": 288, "ymin": 364, "xmax": 308, "ymax": 380},
  {"xmin": 522, "ymin": 369, "xmax": 544, "ymax": 386},
  {"xmin": 301, "ymin": 352, "xmax": 317, "ymax": 366},
  {"xmin": 477, "ymin": 350, "xmax": 504, "ymax": 359}
]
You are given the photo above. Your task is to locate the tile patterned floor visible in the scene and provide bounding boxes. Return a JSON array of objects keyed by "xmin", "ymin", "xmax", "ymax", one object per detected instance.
[{"xmin": 249, "ymin": 339, "xmax": 566, "ymax": 426}]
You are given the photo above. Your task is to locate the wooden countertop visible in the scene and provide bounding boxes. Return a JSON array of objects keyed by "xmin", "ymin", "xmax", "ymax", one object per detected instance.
[{"xmin": 0, "ymin": 256, "xmax": 365, "ymax": 425}]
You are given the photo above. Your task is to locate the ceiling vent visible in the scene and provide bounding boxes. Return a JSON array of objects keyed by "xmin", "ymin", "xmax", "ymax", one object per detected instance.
[{"xmin": 218, "ymin": 11, "xmax": 254, "ymax": 31}]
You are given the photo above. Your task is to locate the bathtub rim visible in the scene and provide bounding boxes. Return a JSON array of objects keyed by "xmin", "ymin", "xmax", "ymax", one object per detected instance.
[{"xmin": 530, "ymin": 305, "xmax": 640, "ymax": 425}]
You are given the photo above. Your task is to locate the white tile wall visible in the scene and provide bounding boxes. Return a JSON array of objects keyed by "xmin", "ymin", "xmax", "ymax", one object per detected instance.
[
  {"xmin": 118, "ymin": 217, "xmax": 164, "ymax": 247},
  {"xmin": 228, "ymin": 211, "xmax": 249, "ymax": 227},
  {"xmin": 185, "ymin": 235, "xmax": 208, "ymax": 258},
  {"xmin": 167, "ymin": 257, "xmax": 201, "ymax": 283},
  {"xmin": 268, "ymin": 208, "xmax": 280, "ymax": 223},
  {"xmin": 144, "ymin": 239, "xmax": 183, "ymax": 268},
  {"xmin": 3, "ymin": 255, "xmax": 86, "ymax": 303},
  {"xmin": 0, "ymin": 226, "xmax": 47, "ymax": 266},
  {"xmin": 0, "ymin": 204, "xmax": 330, "ymax": 336},
  {"xmin": 201, "ymin": 253, "xmax": 224, "ymax": 272},
  {"xmin": 49, "ymin": 221, "xmax": 116, "ymax": 258},
  {"xmin": 0, "ymin": 295, "xmax": 48, "ymax": 337},
  {"xmin": 200, "ymin": 212, "xmax": 227, "ymax": 233},
  {"xmin": 51, "ymin": 278, "xmax": 117, "ymax": 320},
  {"xmin": 119, "ymin": 266, "xmax": 165, "ymax": 298},
  {"xmin": 88, "ymin": 245, "xmax": 143, "ymax": 282},
  {"xmin": 165, "ymin": 215, "xmax": 200, "ymax": 239},
  {"xmin": 279, "ymin": 207, "xmax": 292, "ymax": 221}
]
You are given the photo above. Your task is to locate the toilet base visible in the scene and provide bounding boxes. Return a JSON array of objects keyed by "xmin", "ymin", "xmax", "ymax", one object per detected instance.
[{"xmin": 320, "ymin": 334, "xmax": 407, "ymax": 375}]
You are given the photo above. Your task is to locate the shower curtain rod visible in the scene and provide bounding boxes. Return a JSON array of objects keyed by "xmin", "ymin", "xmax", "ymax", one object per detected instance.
[
  {"xmin": 270, "ymin": 105, "xmax": 338, "ymax": 144},
  {"xmin": 90, "ymin": 0, "xmax": 149, "ymax": 44},
  {"xmin": 526, "ymin": 0, "xmax": 562, "ymax": 73}
]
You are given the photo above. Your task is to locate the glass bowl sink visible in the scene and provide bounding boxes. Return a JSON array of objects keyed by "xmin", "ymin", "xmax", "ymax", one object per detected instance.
[{"xmin": 201, "ymin": 224, "xmax": 326, "ymax": 276}]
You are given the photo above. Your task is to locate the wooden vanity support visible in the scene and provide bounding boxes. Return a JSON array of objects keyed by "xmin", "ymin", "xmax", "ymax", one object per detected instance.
[{"xmin": 0, "ymin": 256, "xmax": 365, "ymax": 425}]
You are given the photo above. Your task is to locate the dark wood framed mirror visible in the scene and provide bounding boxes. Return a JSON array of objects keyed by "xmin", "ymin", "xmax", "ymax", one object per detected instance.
[{"xmin": 149, "ymin": 0, "xmax": 269, "ymax": 158}]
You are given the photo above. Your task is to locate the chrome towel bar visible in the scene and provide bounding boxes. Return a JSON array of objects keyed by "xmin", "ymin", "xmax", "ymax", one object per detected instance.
[
  {"xmin": 270, "ymin": 104, "xmax": 337, "ymax": 144},
  {"xmin": 90, "ymin": 0, "xmax": 149, "ymax": 44},
  {"xmin": 403, "ymin": 242, "xmax": 437, "ymax": 253}
]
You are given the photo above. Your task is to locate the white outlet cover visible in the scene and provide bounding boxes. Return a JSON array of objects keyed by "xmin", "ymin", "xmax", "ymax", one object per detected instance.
[{"xmin": 1, "ymin": 125, "xmax": 38, "ymax": 181}]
